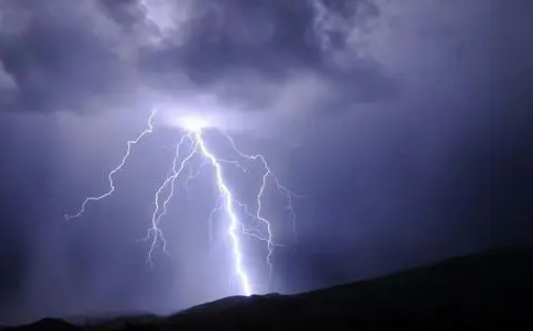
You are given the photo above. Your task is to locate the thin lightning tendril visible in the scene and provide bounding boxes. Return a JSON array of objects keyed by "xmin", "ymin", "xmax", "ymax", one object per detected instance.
[
  {"xmin": 143, "ymin": 133, "xmax": 197, "ymax": 264},
  {"xmin": 65, "ymin": 110, "xmax": 157, "ymax": 221},
  {"xmin": 66, "ymin": 110, "xmax": 299, "ymax": 297}
]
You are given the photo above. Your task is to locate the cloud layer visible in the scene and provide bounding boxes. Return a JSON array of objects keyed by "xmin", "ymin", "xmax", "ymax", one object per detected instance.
[
  {"xmin": 4, "ymin": 0, "xmax": 527, "ymax": 134},
  {"xmin": 0, "ymin": 0, "xmax": 402, "ymax": 126}
]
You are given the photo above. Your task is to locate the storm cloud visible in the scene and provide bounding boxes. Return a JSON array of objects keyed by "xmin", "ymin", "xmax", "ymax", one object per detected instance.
[
  {"xmin": 0, "ymin": 0, "xmax": 401, "ymax": 121},
  {"xmin": 1, "ymin": 0, "xmax": 529, "ymax": 128}
]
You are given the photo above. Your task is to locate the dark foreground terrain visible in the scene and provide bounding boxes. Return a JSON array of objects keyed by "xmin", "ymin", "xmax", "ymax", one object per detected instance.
[{"xmin": 5, "ymin": 247, "xmax": 533, "ymax": 330}]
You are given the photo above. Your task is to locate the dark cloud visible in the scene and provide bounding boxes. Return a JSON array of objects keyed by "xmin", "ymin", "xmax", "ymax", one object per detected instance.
[
  {"xmin": 0, "ymin": 0, "xmax": 397, "ymax": 117},
  {"xmin": 0, "ymin": 0, "xmax": 134, "ymax": 113},
  {"xmin": 1, "ymin": 0, "xmax": 531, "ymax": 120}
]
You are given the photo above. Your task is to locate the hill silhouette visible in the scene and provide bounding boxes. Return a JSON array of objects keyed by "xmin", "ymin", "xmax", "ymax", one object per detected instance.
[{"xmin": 5, "ymin": 247, "xmax": 533, "ymax": 330}]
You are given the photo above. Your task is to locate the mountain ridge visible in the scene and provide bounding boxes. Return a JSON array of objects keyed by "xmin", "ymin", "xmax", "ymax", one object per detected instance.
[{"xmin": 6, "ymin": 246, "xmax": 533, "ymax": 330}]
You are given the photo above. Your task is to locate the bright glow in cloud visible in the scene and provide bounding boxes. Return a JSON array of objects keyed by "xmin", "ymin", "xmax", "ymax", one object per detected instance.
[{"xmin": 178, "ymin": 115, "xmax": 210, "ymax": 132}]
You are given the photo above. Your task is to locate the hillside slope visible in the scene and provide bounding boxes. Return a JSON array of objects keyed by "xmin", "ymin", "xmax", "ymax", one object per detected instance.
[{"xmin": 7, "ymin": 247, "xmax": 533, "ymax": 330}]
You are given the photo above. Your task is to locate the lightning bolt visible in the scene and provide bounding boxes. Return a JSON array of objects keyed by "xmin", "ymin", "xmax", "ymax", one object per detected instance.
[
  {"xmin": 65, "ymin": 109, "xmax": 157, "ymax": 220},
  {"xmin": 143, "ymin": 132, "xmax": 197, "ymax": 263},
  {"xmin": 193, "ymin": 129, "xmax": 253, "ymax": 295},
  {"xmin": 66, "ymin": 110, "xmax": 299, "ymax": 297}
]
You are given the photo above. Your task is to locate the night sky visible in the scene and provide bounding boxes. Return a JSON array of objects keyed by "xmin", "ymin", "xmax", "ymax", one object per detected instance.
[{"xmin": 1, "ymin": 0, "xmax": 533, "ymax": 324}]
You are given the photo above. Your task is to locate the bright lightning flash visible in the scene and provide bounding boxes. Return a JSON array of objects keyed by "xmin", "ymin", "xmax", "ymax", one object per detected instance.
[{"xmin": 66, "ymin": 110, "xmax": 298, "ymax": 297}]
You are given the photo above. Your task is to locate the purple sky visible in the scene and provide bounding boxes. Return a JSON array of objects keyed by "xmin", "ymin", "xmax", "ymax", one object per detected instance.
[{"xmin": 1, "ymin": 0, "xmax": 532, "ymax": 324}]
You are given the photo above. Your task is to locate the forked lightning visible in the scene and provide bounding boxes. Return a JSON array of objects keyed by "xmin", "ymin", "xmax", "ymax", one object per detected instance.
[{"xmin": 66, "ymin": 109, "xmax": 298, "ymax": 296}]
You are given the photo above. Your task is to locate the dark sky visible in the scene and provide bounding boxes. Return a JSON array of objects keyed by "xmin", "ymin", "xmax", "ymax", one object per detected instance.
[{"xmin": 1, "ymin": 0, "xmax": 533, "ymax": 324}]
